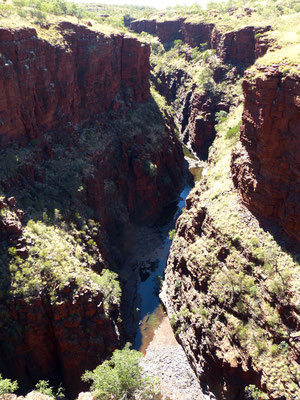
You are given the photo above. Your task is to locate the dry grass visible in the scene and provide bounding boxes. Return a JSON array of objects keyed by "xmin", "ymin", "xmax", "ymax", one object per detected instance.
[{"xmin": 0, "ymin": 0, "xmax": 126, "ymax": 47}]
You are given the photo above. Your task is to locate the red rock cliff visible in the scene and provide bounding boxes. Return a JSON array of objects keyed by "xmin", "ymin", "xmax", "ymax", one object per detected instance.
[
  {"xmin": 130, "ymin": 18, "xmax": 270, "ymax": 65},
  {"xmin": 231, "ymin": 67, "xmax": 300, "ymax": 242},
  {"xmin": 0, "ymin": 199, "xmax": 121, "ymax": 398},
  {"xmin": 0, "ymin": 22, "xmax": 185, "ymax": 399},
  {"xmin": 0, "ymin": 22, "xmax": 150, "ymax": 145}
]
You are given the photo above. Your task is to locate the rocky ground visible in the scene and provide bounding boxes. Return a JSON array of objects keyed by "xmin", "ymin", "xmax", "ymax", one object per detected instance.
[{"xmin": 140, "ymin": 316, "xmax": 212, "ymax": 400}]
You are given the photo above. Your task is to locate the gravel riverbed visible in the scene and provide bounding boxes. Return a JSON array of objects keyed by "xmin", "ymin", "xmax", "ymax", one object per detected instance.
[{"xmin": 140, "ymin": 317, "xmax": 206, "ymax": 400}]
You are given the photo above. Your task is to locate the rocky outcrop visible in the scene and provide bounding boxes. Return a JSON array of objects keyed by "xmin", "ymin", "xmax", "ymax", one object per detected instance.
[
  {"xmin": 1, "ymin": 285, "xmax": 120, "ymax": 398},
  {"xmin": 156, "ymin": 19, "xmax": 183, "ymax": 44},
  {"xmin": 152, "ymin": 69, "xmax": 222, "ymax": 159},
  {"xmin": 130, "ymin": 19, "xmax": 157, "ymax": 35},
  {"xmin": 0, "ymin": 23, "xmax": 150, "ymax": 145},
  {"xmin": 231, "ymin": 67, "xmax": 300, "ymax": 242},
  {"xmin": 216, "ymin": 26, "xmax": 271, "ymax": 65},
  {"xmin": 162, "ymin": 185, "xmax": 300, "ymax": 400},
  {"xmin": 84, "ymin": 112, "xmax": 185, "ymax": 229},
  {"xmin": 0, "ymin": 199, "xmax": 121, "ymax": 398},
  {"xmin": 181, "ymin": 22, "xmax": 215, "ymax": 48},
  {"xmin": 131, "ymin": 18, "xmax": 270, "ymax": 65},
  {"xmin": 181, "ymin": 92, "xmax": 216, "ymax": 159}
]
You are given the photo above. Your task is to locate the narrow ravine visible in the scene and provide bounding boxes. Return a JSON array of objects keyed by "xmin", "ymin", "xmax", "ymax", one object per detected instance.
[{"xmin": 124, "ymin": 149, "xmax": 212, "ymax": 400}]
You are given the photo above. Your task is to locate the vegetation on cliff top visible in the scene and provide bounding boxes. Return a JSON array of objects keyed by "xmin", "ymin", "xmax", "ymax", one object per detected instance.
[
  {"xmin": 0, "ymin": 0, "xmax": 130, "ymax": 43},
  {"xmin": 2, "ymin": 216, "xmax": 121, "ymax": 308},
  {"xmin": 131, "ymin": 0, "xmax": 299, "ymax": 72},
  {"xmin": 134, "ymin": 0, "xmax": 300, "ymax": 30}
]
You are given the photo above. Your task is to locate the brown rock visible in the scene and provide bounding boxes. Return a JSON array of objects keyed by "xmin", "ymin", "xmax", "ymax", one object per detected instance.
[
  {"xmin": 231, "ymin": 68, "xmax": 300, "ymax": 242},
  {"xmin": 130, "ymin": 19, "xmax": 157, "ymax": 35},
  {"xmin": 0, "ymin": 24, "xmax": 150, "ymax": 145},
  {"xmin": 7, "ymin": 196, "xmax": 16, "ymax": 207}
]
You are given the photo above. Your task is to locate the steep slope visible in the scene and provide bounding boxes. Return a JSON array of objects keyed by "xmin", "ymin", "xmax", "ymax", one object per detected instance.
[
  {"xmin": 231, "ymin": 66, "xmax": 300, "ymax": 242},
  {"xmin": 0, "ymin": 20, "xmax": 185, "ymax": 398},
  {"xmin": 162, "ymin": 72, "xmax": 300, "ymax": 399}
]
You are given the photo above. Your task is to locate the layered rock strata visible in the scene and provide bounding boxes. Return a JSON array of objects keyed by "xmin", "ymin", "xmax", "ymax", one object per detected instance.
[
  {"xmin": 231, "ymin": 67, "xmax": 300, "ymax": 242},
  {"xmin": 162, "ymin": 185, "xmax": 300, "ymax": 400},
  {"xmin": 152, "ymin": 68, "xmax": 225, "ymax": 159},
  {"xmin": 0, "ymin": 23, "xmax": 150, "ymax": 145},
  {"xmin": 0, "ymin": 22, "xmax": 185, "ymax": 398},
  {"xmin": 131, "ymin": 18, "xmax": 270, "ymax": 65}
]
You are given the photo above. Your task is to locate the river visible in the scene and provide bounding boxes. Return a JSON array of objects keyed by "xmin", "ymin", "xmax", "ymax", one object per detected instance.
[{"xmin": 127, "ymin": 148, "xmax": 211, "ymax": 399}]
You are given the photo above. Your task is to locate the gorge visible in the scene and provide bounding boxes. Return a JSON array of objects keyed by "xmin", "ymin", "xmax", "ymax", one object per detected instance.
[{"xmin": 0, "ymin": 1, "xmax": 299, "ymax": 400}]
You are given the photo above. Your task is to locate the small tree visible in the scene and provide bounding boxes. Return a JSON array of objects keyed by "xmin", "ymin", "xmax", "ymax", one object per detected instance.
[
  {"xmin": 82, "ymin": 343, "xmax": 159, "ymax": 400},
  {"xmin": 0, "ymin": 374, "xmax": 18, "ymax": 396}
]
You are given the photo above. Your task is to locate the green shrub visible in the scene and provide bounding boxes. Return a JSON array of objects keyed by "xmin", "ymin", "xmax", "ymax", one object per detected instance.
[
  {"xmin": 270, "ymin": 343, "xmax": 279, "ymax": 356},
  {"xmin": 191, "ymin": 46, "xmax": 202, "ymax": 60},
  {"xmin": 174, "ymin": 39, "xmax": 183, "ymax": 48},
  {"xmin": 0, "ymin": 374, "xmax": 18, "ymax": 396},
  {"xmin": 82, "ymin": 343, "xmax": 159, "ymax": 400},
  {"xmin": 13, "ymin": 0, "xmax": 26, "ymax": 7},
  {"xmin": 17, "ymin": 8, "xmax": 27, "ymax": 17},
  {"xmin": 35, "ymin": 380, "xmax": 55, "ymax": 398},
  {"xmin": 225, "ymin": 121, "xmax": 241, "ymax": 140},
  {"xmin": 35, "ymin": 380, "xmax": 65, "ymax": 399},
  {"xmin": 215, "ymin": 110, "xmax": 228, "ymax": 124},
  {"xmin": 168, "ymin": 229, "xmax": 176, "ymax": 240},
  {"xmin": 245, "ymin": 384, "xmax": 268, "ymax": 400}
]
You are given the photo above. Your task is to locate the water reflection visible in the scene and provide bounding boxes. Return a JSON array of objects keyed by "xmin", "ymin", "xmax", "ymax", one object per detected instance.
[{"xmin": 133, "ymin": 147, "xmax": 203, "ymax": 352}]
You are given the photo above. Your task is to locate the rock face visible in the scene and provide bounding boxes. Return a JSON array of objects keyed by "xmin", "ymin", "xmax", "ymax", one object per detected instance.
[
  {"xmin": 84, "ymin": 113, "xmax": 185, "ymax": 228},
  {"xmin": 130, "ymin": 19, "xmax": 157, "ymax": 35},
  {"xmin": 152, "ymin": 69, "xmax": 221, "ymax": 159},
  {"xmin": 181, "ymin": 22, "xmax": 215, "ymax": 48},
  {"xmin": 1, "ymin": 285, "xmax": 119, "ymax": 398},
  {"xmin": 131, "ymin": 18, "xmax": 270, "ymax": 65},
  {"xmin": 231, "ymin": 68, "xmax": 300, "ymax": 242},
  {"xmin": 156, "ymin": 19, "xmax": 183, "ymax": 44},
  {"xmin": 161, "ymin": 63, "xmax": 300, "ymax": 399},
  {"xmin": 0, "ymin": 23, "xmax": 150, "ymax": 145},
  {"xmin": 0, "ymin": 23, "xmax": 185, "ymax": 399},
  {"xmin": 181, "ymin": 92, "xmax": 216, "ymax": 159},
  {"xmin": 162, "ymin": 185, "xmax": 300, "ymax": 400},
  {"xmin": 215, "ymin": 26, "xmax": 271, "ymax": 65},
  {"xmin": 0, "ymin": 200, "xmax": 121, "ymax": 398}
]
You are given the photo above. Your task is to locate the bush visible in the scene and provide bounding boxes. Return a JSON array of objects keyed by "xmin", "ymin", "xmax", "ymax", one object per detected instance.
[
  {"xmin": 245, "ymin": 384, "xmax": 268, "ymax": 400},
  {"xmin": 215, "ymin": 110, "xmax": 228, "ymax": 124},
  {"xmin": 225, "ymin": 121, "xmax": 241, "ymax": 140},
  {"xmin": 35, "ymin": 380, "xmax": 65, "ymax": 399},
  {"xmin": 82, "ymin": 343, "xmax": 159, "ymax": 400},
  {"xmin": 35, "ymin": 380, "xmax": 55, "ymax": 398},
  {"xmin": 0, "ymin": 374, "xmax": 18, "ymax": 396},
  {"xmin": 168, "ymin": 229, "xmax": 176, "ymax": 240}
]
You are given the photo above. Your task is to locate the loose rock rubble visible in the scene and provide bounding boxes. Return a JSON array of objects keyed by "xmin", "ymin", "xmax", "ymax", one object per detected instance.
[{"xmin": 140, "ymin": 317, "xmax": 207, "ymax": 400}]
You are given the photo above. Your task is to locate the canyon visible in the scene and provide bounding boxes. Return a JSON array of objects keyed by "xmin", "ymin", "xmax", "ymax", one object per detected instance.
[{"xmin": 0, "ymin": 3, "xmax": 299, "ymax": 400}]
